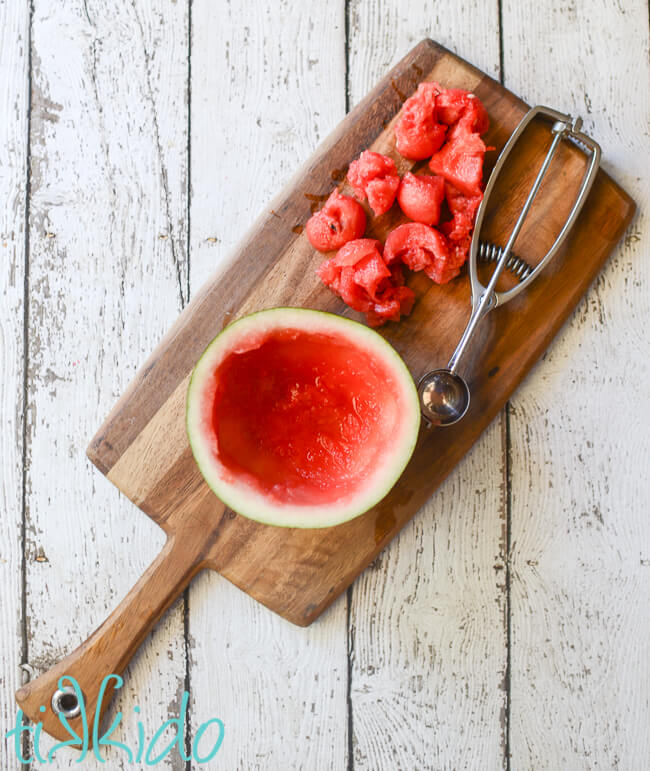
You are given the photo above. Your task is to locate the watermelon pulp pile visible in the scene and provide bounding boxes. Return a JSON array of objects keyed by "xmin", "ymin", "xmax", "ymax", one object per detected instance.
[{"xmin": 305, "ymin": 82, "xmax": 490, "ymax": 326}]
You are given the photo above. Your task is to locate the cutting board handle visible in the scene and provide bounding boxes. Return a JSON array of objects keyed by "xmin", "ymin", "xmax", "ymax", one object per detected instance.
[{"xmin": 15, "ymin": 524, "xmax": 210, "ymax": 745}]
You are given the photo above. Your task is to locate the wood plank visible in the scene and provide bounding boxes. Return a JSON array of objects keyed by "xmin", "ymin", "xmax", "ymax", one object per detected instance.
[
  {"xmin": 186, "ymin": 2, "xmax": 350, "ymax": 768},
  {"xmin": 0, "ymin": 2, "xmax": 29, "ymax": 769},
  {"xmin": 346, "ymin": 4, "xmax": 509, "ymax": 769},
  {"xmin": 502, "ymin": 1, "xmax": 650, "ymax": 768},
  {"xmin": 24, "ymin": 0, "xmax": 189, "ymax": 766}
]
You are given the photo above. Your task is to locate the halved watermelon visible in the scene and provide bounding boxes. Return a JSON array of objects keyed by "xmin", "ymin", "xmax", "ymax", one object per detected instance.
[{"xmin": 186, "ymin": 308, "xmax": 421, "ymax": 528}]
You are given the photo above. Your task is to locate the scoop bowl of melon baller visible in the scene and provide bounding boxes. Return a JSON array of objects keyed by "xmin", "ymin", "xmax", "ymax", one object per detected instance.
[{"xmin": 418, "ymin": 105, "xmax": 601, "ymax": 426}]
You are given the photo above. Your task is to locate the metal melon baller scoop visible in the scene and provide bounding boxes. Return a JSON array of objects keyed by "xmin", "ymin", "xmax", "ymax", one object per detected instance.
[{"xmin": 418, "ymin": 105, "xmax": 601, "ymax": 426}]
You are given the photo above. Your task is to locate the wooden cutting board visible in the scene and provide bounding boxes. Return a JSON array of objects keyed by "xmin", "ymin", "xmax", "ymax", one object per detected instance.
[
  {"xmin": 89, "ymin": 39, "xmax": 635, "ymax": 626},
  {"xmin": 16, "ymin": 38, "xmax": 636, "ymax": 743}
]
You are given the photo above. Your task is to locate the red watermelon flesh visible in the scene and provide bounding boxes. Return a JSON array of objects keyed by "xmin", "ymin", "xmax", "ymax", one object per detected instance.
[
  {"xmin": 394, "ymin": 82, "xmax": 447, "ymax": 160},
  {"xmin": 397, "ymin": 172, "xmax": 446, "ymax": 225},
  {"xmin": 186, "ymin": 308, "xmax": 421, "ymax": 528},
  {"xmin": 429, "ymin": 121, "xmax": 488, "ymax": 197},
  {"xmin": 441, "ymin": 181, "xmax": 483, "ymax": 266},
  {"xmin": 305, "ymin": 189, "xmax": 367, "ymax": 252},
  {"xmin": 436, "ymin": 89, "xmax": 489, "ymax": 134},
  {"xmin": 347, "ymin": 151, "xmax": 401, "ymax": 216},
  {"xmin": 313, "ymin": 81, "xmax": 490, "ymax": 325},
  {"xmin": 384, "ymin": 222, "xmax": 461, "ymax": 285},
  {"xmin": 317, "ymin": 238, "xmax": 415, "ymax": 326}
]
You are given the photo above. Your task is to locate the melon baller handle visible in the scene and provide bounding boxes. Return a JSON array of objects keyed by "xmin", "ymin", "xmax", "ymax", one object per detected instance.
[{"xmin": 418, "ymin": 105, "xmax": 601, "ymax": 426}]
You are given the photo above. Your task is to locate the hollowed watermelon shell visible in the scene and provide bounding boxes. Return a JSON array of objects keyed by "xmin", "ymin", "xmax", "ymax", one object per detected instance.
[{"xmin": 186, "ymin": 308, "xmax": 420, "ymax": 528}]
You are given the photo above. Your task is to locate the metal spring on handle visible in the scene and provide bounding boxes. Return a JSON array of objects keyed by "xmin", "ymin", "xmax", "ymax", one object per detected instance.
[{"xmin": 478, "ymin": 240, "xmax": 534, "ymax": 281}]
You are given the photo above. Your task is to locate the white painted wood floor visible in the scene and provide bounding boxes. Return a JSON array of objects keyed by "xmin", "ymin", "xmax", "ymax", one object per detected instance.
[{"xmin": 1, "ymin": 1, "xmax": 648, "ymax": 769}]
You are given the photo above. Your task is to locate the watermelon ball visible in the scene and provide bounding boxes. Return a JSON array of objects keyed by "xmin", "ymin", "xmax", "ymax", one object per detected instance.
[
  {"xmin": 394, "ymin": 82, "xmax": 447, "ymax": 160},
  {"xmin": 441, "ymin": 181, "xmax": 483, "ymax": 262},
  {"xmin": 429, "ymin": 121, "xmax": 488, "ymax": 198},
  {"xmin": 305, "ymin": 189, "xmax": 367, "ymax": 252},
  {"xmin": 396, "ymin": 172, "xmax": 446, "ymax": 226},
  {"xmin": 317, "ymin": 238, "xmax": 415, "ymax": 327},
  {"xmin": 384, "ymin": 222, "xmax": 463, "ymax": 285},
  {"xmin": 435, "ymin": 89, "xmax": 489, "ymax": 133},
  {"xmin": 347, "ymin": 151, "xmax": 401, "ymax": 217}
]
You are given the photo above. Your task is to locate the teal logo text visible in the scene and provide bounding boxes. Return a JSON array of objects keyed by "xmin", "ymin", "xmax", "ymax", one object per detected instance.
[{"xmin": 6, "ymin": 675, "xmax": 225, "ymax": 765}]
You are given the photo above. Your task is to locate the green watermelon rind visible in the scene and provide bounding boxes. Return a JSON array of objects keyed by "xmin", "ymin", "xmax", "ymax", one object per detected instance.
[{"xmin": 186, "ymin": 307, "xmax": 421, "ymax": 529}]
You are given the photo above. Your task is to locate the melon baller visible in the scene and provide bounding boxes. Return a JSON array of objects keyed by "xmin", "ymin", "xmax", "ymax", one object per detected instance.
[{"xmin": 418, "ymin": 105, "xmax": 601, "ymax": 426}]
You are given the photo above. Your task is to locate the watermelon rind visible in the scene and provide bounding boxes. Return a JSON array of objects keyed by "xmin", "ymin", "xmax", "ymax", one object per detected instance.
[{"xmin": 186, "ymin": 307, "xmax": 420, "ymax": 529}]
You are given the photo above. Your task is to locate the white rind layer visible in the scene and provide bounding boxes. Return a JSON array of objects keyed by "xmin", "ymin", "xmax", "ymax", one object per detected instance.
[{"xmin": 186, "ymin": 307, "xmax": 421, "ymax": 528}]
